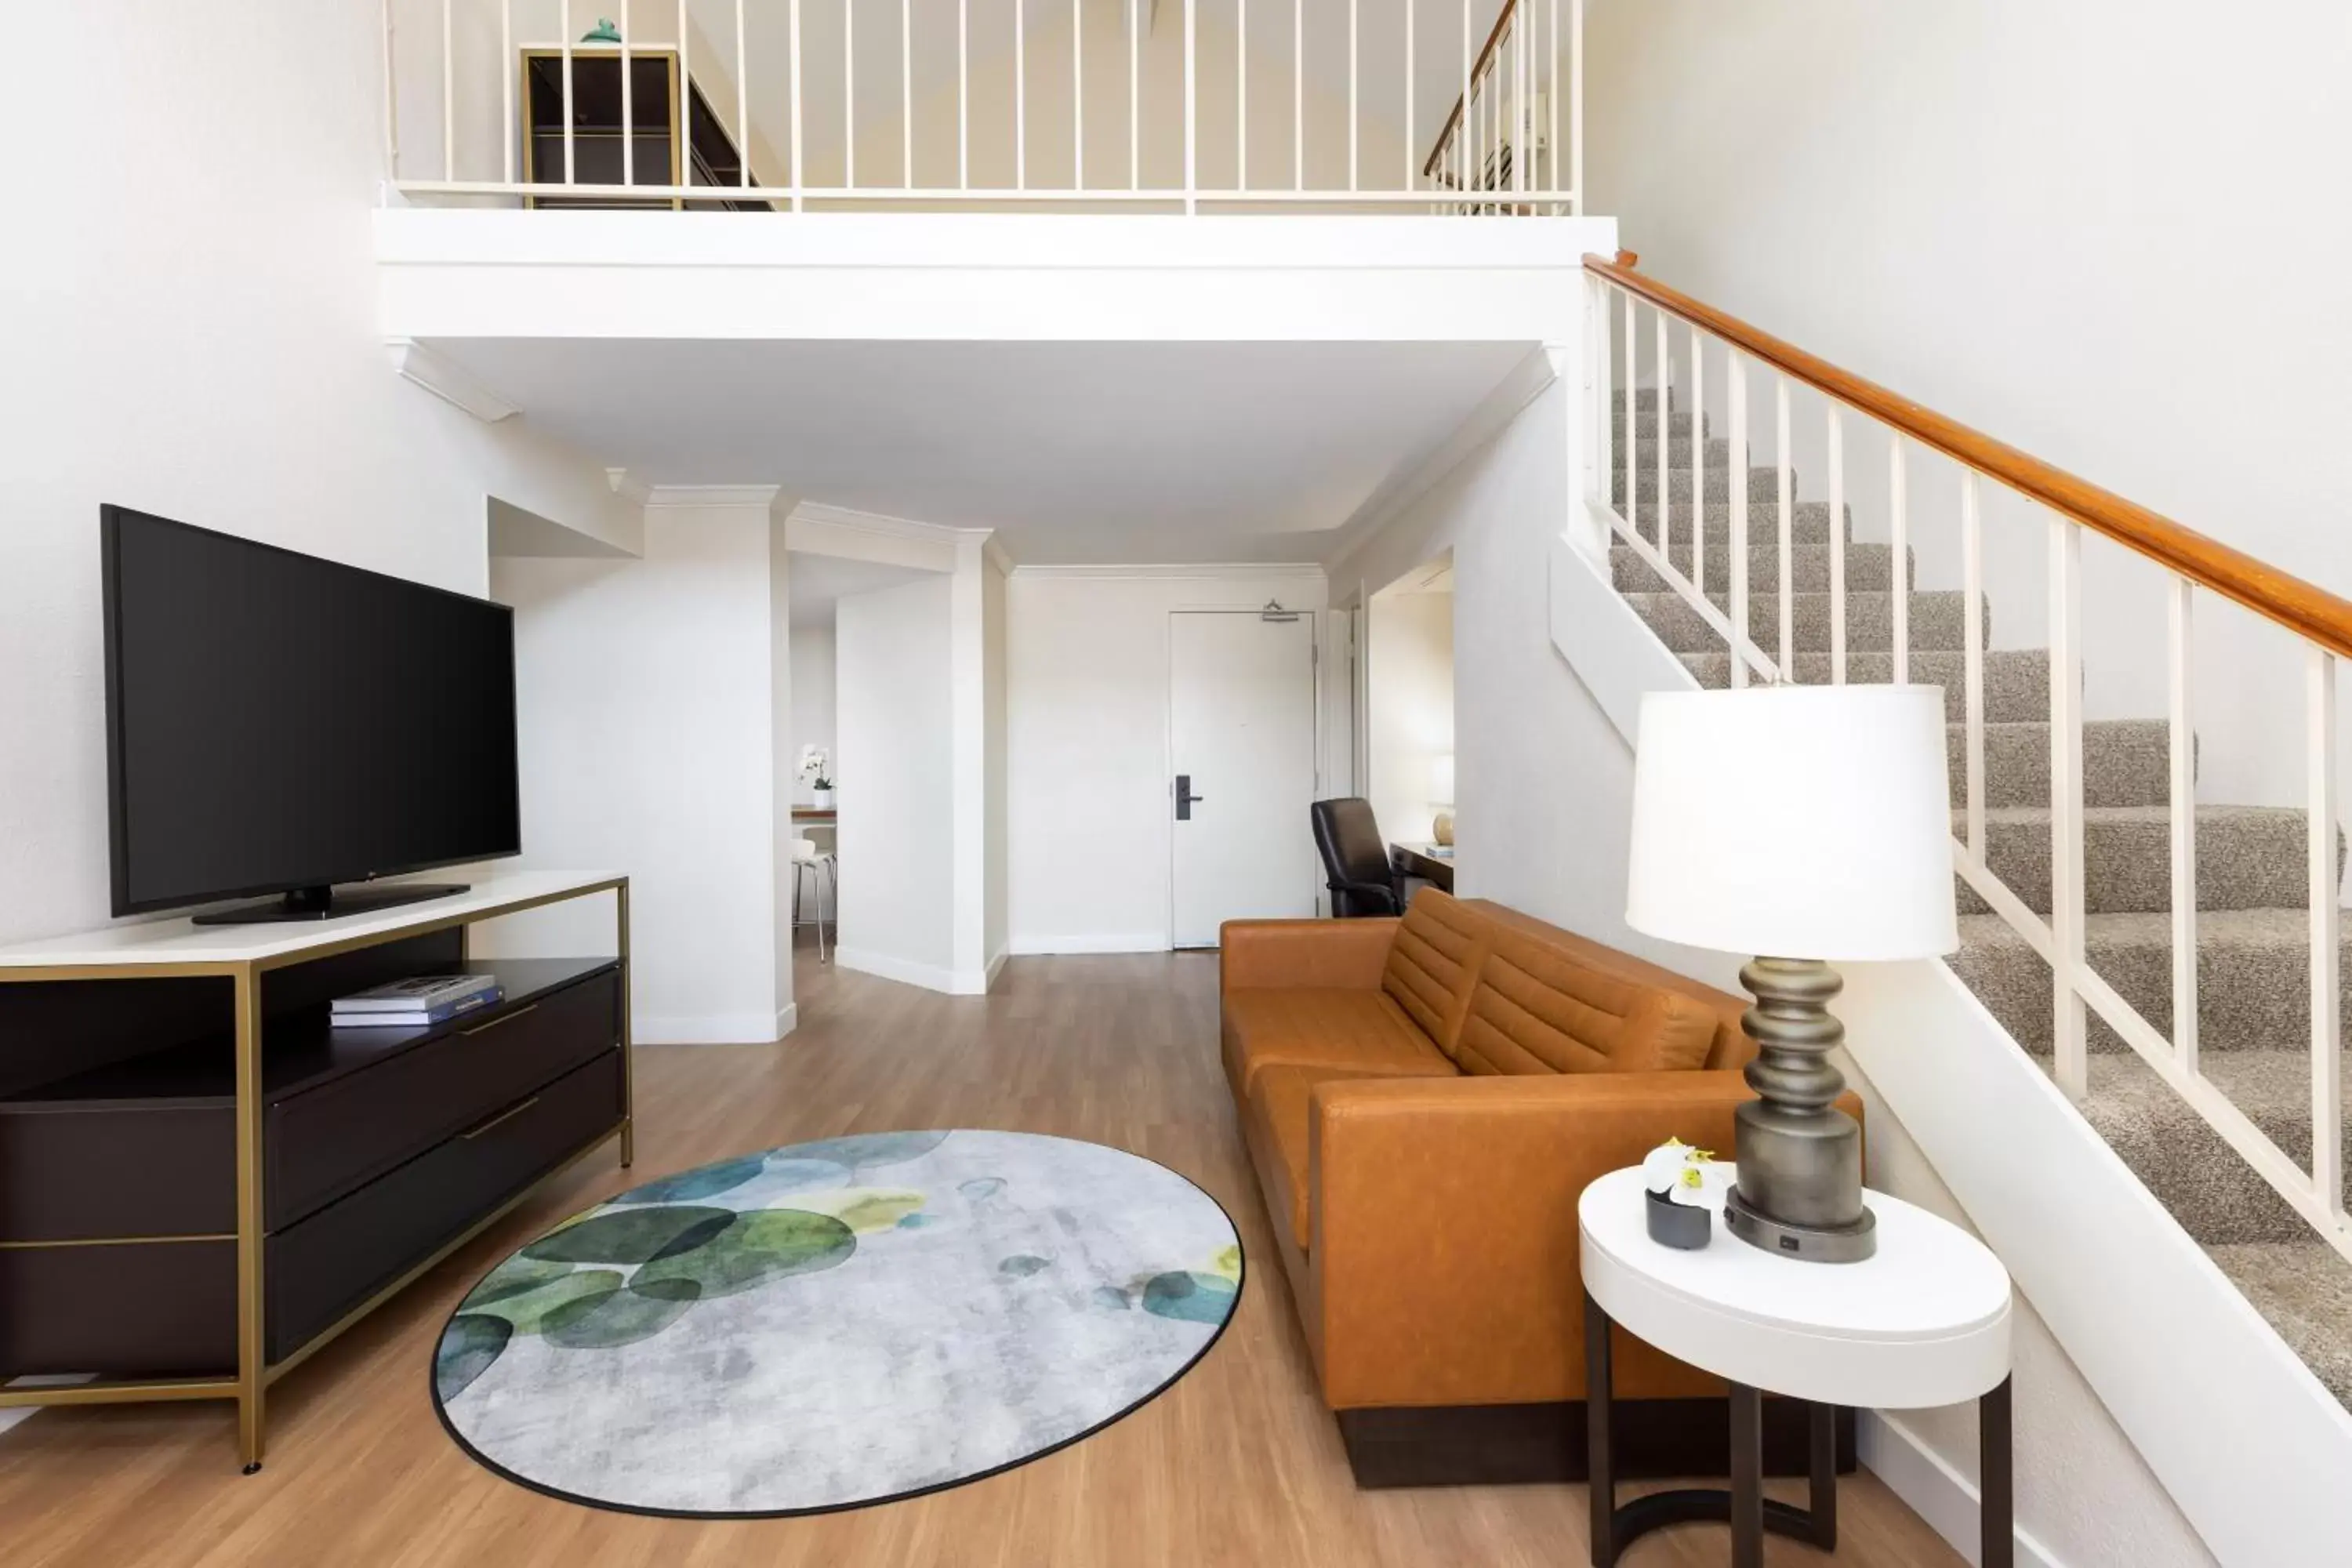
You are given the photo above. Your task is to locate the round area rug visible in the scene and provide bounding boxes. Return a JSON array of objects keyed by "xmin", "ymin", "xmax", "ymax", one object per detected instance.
[{"xmin": 431, "ymin": 1129, "xmax": 1243, "ymax": 1516}]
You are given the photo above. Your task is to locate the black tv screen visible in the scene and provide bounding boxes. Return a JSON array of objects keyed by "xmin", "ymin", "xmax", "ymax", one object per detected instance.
[{"xmin": 102, "ymin": 506, "xmax": 521, "ymax": 916}]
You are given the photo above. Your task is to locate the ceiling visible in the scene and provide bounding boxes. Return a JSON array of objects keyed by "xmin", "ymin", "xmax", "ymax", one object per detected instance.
[
  {"xmin": 786, "ymin": 550, "xmax": 938, "ymax": 627},
  {"xmin": 430, "ymin": 339, "xmax": 1535, "ymax": 564}
]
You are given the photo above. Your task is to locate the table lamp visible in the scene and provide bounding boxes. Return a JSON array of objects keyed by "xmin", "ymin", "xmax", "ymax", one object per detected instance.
[
  {"xmin": 1430, "ymin": 752, "xmax": 1456, "ymax": 848},
  {"xmin": 1624, "ymin": 684, "xmax": 1957, "ymax": 1262}
]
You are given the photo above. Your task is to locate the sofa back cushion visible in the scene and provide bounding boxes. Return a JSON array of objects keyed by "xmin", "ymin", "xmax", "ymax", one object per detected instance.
[
  {"xmin": 1459, "ymin": 899, "xmax": 1754, "ymax": 1069},
  {"xmin": 1454, "ymin": 927, "xmax": 1722, "ymax": 1076},
  {"xmin": 1379, "ymin": 890, "xmax": 1487, "ymax": 1058}
]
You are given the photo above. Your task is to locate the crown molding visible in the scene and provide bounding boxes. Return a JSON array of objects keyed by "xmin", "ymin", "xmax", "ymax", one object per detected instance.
[
  {"xmin": 643, "ymin": 483, "xmax": 785, "ymax": 509},
  {"xmin": 789, "ymin": 499, "xmax": 993, "ymax": 544},
  {"xmin": 385, "ymin": 339, "xmax": 517, "ymax": 423},
  {"xmin": 604, "ymin": 467, "xmax": 652, "ymax": 505},
  {"xmin": 982, "ymin": 535, "xmax": 1017, "ymax": 575},
  {"xmin": 1007, "ymin": 561, "xmax": 1326, "ymax": 582}
]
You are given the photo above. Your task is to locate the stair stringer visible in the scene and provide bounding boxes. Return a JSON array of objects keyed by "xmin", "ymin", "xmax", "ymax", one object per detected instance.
[{"xmin": 1550, "ymin": 517, "xmax": 2352, "ymax": 1566}]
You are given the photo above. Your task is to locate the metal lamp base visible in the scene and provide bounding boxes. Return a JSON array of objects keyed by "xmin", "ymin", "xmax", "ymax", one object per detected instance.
[{"xmin": 1725, "ymin": 1184, "xmax": 1878, "ymax": 1263}]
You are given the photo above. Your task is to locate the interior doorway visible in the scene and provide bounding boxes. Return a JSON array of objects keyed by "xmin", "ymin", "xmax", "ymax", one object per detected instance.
[
  {"xmin": 1365, "ymin": 553, "xmax": 1457, "ymax": 887},
  {"xmin": 1168, "ymin": 608, "xmax": 1320, "ymax": 947}
]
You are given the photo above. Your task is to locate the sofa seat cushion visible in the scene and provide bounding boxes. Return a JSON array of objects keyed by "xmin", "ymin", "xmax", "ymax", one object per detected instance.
[
  {"xmin": 1454, "ymin": 927, "xmax": 1722, "ymax": 1076},
  {"xmin": 1246, "ymin": 1063, "xmax": 1401, "ymax": 1252},
  {"xmin": 1221, "ymin": 988, "xmax": 1457, "ymax": 1099},
  {"xmin": 1379, "ymin": 889, "xmax": 1490, "ymax": 1061}
]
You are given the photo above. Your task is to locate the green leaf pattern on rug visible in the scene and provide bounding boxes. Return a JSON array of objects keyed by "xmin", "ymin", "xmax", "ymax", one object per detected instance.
[
  {"xmin": 541, "ymin": 1275, "xmax": 704, "ymax": 1348},
  {"xmin": 1139, "ymin": 1269, "xmax": 1239, "ymax": 1324},
  {"xmin": 608, "ymin": 1155, "xmax": 767, "ymax": 1205},
  {"xmin": 435, "ymin": 1313, "xmax": 512, "ymax": 1402},
  {"xmin": 522, "ymin": 1205, "xmax": 735, "ymax": 1265},
  {"xmin": 633, "ymin": 1209, "xmax": 857, "ymax": 1298}
]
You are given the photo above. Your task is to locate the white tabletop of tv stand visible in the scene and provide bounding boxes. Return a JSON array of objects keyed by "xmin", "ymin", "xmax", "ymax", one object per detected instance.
[{"xmin": 0, "ymin": 871, "xmax": 622, "ymax": 970}]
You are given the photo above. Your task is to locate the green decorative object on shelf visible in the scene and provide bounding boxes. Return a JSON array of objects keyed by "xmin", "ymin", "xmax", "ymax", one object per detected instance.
[{"xmin": 582, "ymin": 18, "xmax": 622, "ymax": 43}]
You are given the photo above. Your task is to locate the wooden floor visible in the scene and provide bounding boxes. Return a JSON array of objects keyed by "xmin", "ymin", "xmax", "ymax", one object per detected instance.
[{"xmin": 0, "ymin": 946, "xmax": 1964, "ymax": 1567}]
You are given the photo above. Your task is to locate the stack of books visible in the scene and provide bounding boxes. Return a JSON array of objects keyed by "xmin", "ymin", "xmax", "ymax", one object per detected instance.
[{"xmin": 332, "ymin": 974, "xmax": 504, "ymax": 1029}]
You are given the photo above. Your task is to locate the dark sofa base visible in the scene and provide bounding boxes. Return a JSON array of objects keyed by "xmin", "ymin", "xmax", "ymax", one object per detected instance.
[{"xmin": 1336, "ymin": 1397, "xmax": 1857, "ymax": 1488}]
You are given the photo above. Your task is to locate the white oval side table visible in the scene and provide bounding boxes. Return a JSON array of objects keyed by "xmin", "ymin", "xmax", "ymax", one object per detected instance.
[{"xmin": 1578, "ymin": 1165, "xmax": 2013, "ymax": 1568}]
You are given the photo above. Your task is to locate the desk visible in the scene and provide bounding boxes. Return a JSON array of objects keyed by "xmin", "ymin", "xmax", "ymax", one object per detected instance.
[
  {"xmin": 790, "ymin": 807, "xmax": 837, "ymax": 825},
  {"xmin": 1391, "ymin": 841, "xmax": 1455, "ymax": 895}
]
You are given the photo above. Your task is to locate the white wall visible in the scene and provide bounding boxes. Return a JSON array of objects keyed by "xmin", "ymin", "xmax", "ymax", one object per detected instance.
[
  {"xmin": 983, "ymin": 555, "xmax": 1012, "ymax": 971},
  {"xmin": 1582, "ymin": 0, "xmax": 2352, "ymax": 818},
  {"xmin": 0, "ymin": 1, "xmax": 633, "ymax": 951},
  {"xmin": 1366, "ymin": 587, "xmax": 1454, "ymax": 844},
  {"xmin": 485, "ymin": 505, "xmax": 796, "ymax": 1044},
  {"xmin": 1332, "ymin": 370, "xmax": 2220, "ymax": 1567},
  {"xmin": 789, "ymin": 622, "xmax": 839, "ymax": 805},
  {"xmin": 1004, "ymin": 566, "xmax": 1331, "ymax": 952},
  {"xmin": 836, "ymin": 575, "xmax": 958, "ymax": 986}
]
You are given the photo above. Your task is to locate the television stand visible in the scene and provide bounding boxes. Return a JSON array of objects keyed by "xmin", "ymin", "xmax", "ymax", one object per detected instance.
[{"xmin": 192, "ymin": 881, "xmax": 470, "ymax": 925}]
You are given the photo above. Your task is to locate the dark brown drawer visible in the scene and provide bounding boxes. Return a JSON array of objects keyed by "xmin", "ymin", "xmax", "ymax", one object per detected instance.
[
  {"xmin": 0, "ymin": 1237, "xmax": 237, "ymax": 1378},
  {"xmin": 0, "ymin": 1104, "xmax": 232, "ymax": 1242},
  {"xmin": 267, "ymin": 1047, "xmax": 623, "ymax": 1361},
  {"xmin": 267, "ymin": 968, "xmax": 619, "ymax": 1229}
]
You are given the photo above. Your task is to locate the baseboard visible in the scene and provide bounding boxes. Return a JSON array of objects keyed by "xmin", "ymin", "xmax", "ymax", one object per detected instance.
[
  {"xmin": 984, "ymin": 948, "xmax": 1009, "ymax": 987},
  {"xmin": 836, "ymin": 946, "xmax": 966, "ymax": 995},
  {"xmin": 634, "ymin": 1007, "xmax": 793, "ymax": 1045},
  {"xmin": 1860, "ymin": 1411, "xmax": 2063, "ymax": 1568},
  {"xmin": 1007, "ymin": 932, "xmax": 1170, "ymax": 955}
]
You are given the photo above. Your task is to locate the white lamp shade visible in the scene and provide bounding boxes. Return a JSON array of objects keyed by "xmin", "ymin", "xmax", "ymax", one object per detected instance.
[
  {"xmin": 1431, "ymin": 752, "xmax": 1455, "ymax": 806},
  {"xmin": 1625, "ymin": 685, "xmax": 1958, "ymax": 962}
]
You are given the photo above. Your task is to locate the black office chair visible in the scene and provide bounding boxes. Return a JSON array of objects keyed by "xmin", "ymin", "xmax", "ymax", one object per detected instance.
[{"xmin": 1311, "ymin": 797, "xmax": 1405, "ymax": 917}]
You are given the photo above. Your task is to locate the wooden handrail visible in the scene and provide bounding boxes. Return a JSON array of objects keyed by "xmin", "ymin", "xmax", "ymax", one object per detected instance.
[
  {"xmin": 1584, "ymin": 252, "xmax": 2352, "ymax": 662},
  {"xmin": 1420, "ymin": 0, "xmax": 1519, "ymax": 180}
]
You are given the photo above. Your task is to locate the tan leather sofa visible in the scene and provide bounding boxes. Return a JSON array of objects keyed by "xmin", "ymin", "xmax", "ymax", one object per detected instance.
[{"xmin": 1221, "ymin": 889, "xmax": 1857, "ymax": 1484}]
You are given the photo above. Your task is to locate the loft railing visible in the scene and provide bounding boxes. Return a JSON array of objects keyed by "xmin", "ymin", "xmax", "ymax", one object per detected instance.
[
  {"xmin": 1419, "ymin": 0, "xmax": 1569, "ymax": 214},
  {"xmin": 383, "ymin": 0, "xmax": 1581, "ymax": 214},
  {"xmin": 1584, "ymin": 252, "xmax": 2352, "ymax": 1268}
]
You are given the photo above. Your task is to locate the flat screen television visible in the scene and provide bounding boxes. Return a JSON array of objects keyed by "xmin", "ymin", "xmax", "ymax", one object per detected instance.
[{"xmin": 101, "ymin": 506, "xmax": 521, "ymax": 924}]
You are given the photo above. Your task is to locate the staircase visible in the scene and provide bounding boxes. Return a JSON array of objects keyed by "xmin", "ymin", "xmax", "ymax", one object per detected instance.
[{"xmin": 1609, "ymin": 387, "xmax": 2352, "ymax": 1410}]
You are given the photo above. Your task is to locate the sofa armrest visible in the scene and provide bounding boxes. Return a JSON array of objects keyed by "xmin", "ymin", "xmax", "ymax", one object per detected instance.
[
  {"xmin": 1306, "ymin": 1071, "xmax": 1860, "ymax": 1410},
  {"xmin": 1220, "ymin": 917, "xmax": 1399, "ymax": 994}
]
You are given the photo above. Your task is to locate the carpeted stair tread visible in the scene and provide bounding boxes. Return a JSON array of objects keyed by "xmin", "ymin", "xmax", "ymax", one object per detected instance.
[
  {"xmin": 1611, "ymin": 540, "xmax": 1909, "ymax": 596},
  {"xmin": 2081, "ymin": 1049, "xmax": 2352, "ymax": 1244},
  {"xmin": 1610, "ymin": 387, "xmax": 1675, "ymax": 413},
  {"xmin": 1615, "ymin": 464, "xmax": 1785, "ymax": 506},
  {"xmin": 1676, "ymin": 648, "xmax": 2053, "ymax": 722},
  {"xmin": 1948, "ymin": 719, "xmax": 2172, "ymax": 811},
  {"xmin": 1626, "ymin": 588, "xmax": 1986, "ymax": 655},
  {"xmin": 2208, "ymin": 1243, "xmax": 2352, "ymax": 1406},
  {"xmin": 1617, "ymin": 434, "xmax": 1735, "ymax": 469},
  {"xmin": 1613, "ymin": 409, "xmax": 1708, "ymax": 440},
  {"xmin": 1628, "ymin": 500, "xmax": 1855, "ymax": 549},
  {"xmin": 1958, "ymin": 804, "xmax": 2334, "ymax": 916},
  {"xmin": 1952, "ymin": 909, "xmax": 2352, "ymax": 1056}
]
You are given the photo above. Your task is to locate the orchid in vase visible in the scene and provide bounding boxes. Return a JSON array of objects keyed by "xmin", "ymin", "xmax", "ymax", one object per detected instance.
[{"xmin": 798, "ymin": 745, "xmax": 835, "ymax": 808}]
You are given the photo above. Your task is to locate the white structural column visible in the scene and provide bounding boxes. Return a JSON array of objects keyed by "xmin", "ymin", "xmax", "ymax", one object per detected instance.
[{"xmin": 950, "ymin": 532, "xmax": 994, "ymax": 992}]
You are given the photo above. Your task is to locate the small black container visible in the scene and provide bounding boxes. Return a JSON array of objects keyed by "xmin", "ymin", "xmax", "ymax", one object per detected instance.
[{"xmin": 1645, "ymin": 1185, "xmax": 1712, "ymax": 1250}]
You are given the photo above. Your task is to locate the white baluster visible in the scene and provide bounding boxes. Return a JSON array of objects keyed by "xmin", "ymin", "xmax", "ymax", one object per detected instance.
[
  {"xmin": 441, "ymin": 0, "xmax": 454, "ymax": 183},
  {"xmin": 2308, "ymin": 648, "xmax": 2343, "ymax": 1218},
  {"xmin": 791, "ymin": 0, "xmax": 804, "ymax": 206},
  {"xmin": 1776, "ymin": 376, "xmax": 1792, "ymax": 678},
  {"xmin": 675, "ymin": 0, "xmax": 688, "ymax": 194},
  {"xmin": 1889, "ymin": 434, "xmax": 1909, "ymax": 685},
  {"xmin": 1569, "ymin": 0, "xmax": 1581, "ymax": 213},
  {"xmin": 619, "ymin": 0, "xmax": 633, "ymax": 188},
  {"xmin": 1460, "ymin": 0, "xmax": 1469, "ymax": 207},
  {"xmin": 1294, "ymin": 0, "xmax": 1304, "ymax": 192},
  {"xmin": 2050, "ymin": 514, "xmax": 2088, "ymax": 1099},
  {"xmin": 1348, "ymin": 0, "xmax": 1358, "ymax": 191},
  {"xmin": 1828, "ymin": 406, "xmax": 1845, "ymax": 683},
  {"xmin": 740, "ymin": 0, "xmax": 753, "ymax": 190},
  {"xmin": 844, "ymin": 0, "xmax": 855, "ymax": 189},
  {"xmin": 1962, "ymin": 472, "xmax": 1986, "ymax": 852},
  {"xmin": 1620, "ymin": 287, "xmax": 1634, "ymax": 524},
  {"xmin": 1015, "ymin": 0, "xmax": 1025, "ymax": 190},
  {"xmin": 1184, "ymin": 0, "xmax": 1196, "ymax": 212},
  {"xmin": 1130, "ymin": 0, "xmax": 1140, "ymax": 191},
  {"xmin": 904, "ymin": 0, "xmax": 915, "ymax": 189},
  {"xmin": 1690, "ymin": 324, "xmax": 1705, "ymax": 598},
  {"xmin": 560, "ymin": 2, "xmax": 576, "ymax": 186},
  {"xmin": 1653, "ymin": 308, "xmax": 1668, "ymax": 550},
  {"xmin": 498, "ymin": 0, "xmax": 515, "ymax": 185},
  {"xmin": 2169, "ymin": 578, "xmax": 2198, "ymax": 1074},
  {"xmin": 381, "ymin": 0, "xmax": 401, "ymax": 178},
  {"xmin": 1728, "ymin": 350, "xmax": 1750, "ymax": 688},
  {"xmin": 1238, "ymin": 0, "xmax": 1248, "ymax": 191},
  {"xmin": 1551, "ymin": 0, "xmax": 1562, "ymax": 209},
  {"xmin": 1403, "ymin": 0, "xmax": 1415, "ymax": 193},
  {"xmin": 1073, "ymin": 0, "xmax": 1083, "ymax": 190},
  {"xmin": 1592, "ymin": 277, "xmax": 1611, "ymax": 510}
]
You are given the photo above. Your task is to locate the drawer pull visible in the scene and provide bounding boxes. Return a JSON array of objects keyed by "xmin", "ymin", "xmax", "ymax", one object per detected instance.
[
  {"xmin": 459, "ymin": 1002, "xmax": 539, "ymax": 1037},
  {"xmin": 459, "ymin": 1096, "xmax": 540, "ymax": 1140}
]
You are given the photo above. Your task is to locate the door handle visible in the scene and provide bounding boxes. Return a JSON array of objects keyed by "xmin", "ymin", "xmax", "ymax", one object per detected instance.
[{"xmin": 1175, "ymin": 774, "xmax": 1206, "ymax": 821}]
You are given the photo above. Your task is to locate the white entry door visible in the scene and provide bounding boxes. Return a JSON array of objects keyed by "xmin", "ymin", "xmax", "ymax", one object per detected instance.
[{"xmin": 1170, "ymin": 610, "xmax": 1320, "ymax": 948}]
